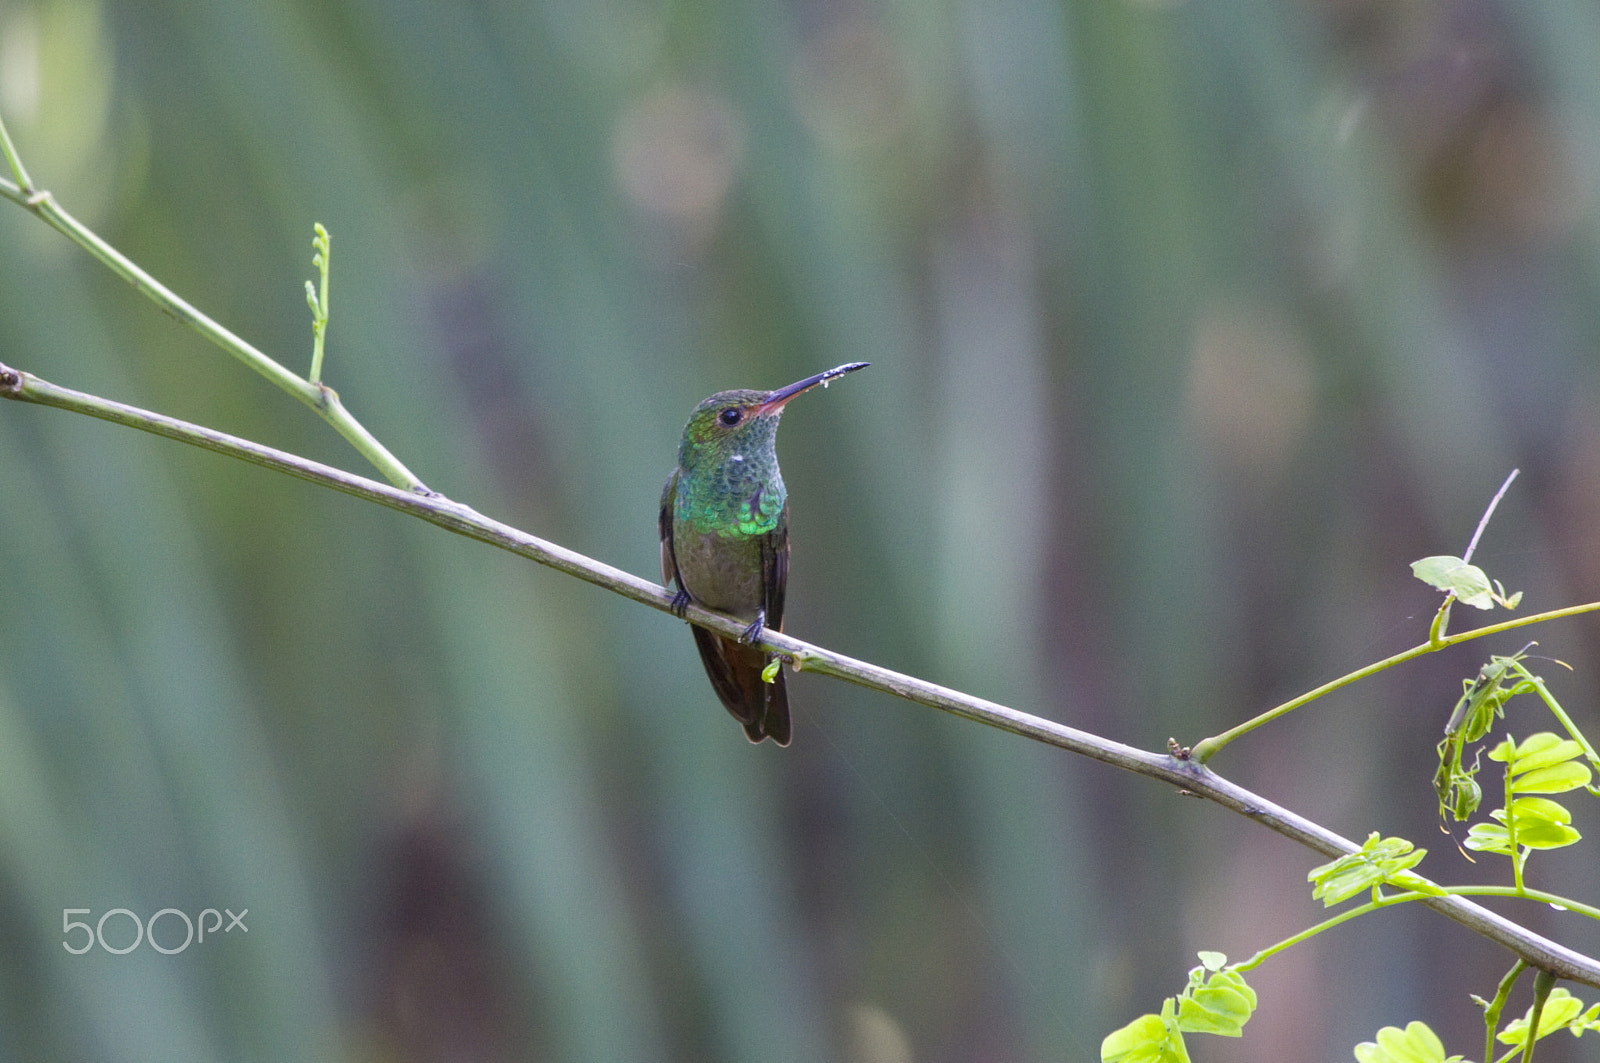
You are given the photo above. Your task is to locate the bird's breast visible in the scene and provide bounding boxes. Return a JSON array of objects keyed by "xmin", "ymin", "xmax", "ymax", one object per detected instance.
[{"xmin": 671, "ymin": 525, "xmax": 767, "ymax": 617}]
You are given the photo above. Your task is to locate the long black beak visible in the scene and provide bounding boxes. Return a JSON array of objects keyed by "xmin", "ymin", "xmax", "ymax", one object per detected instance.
[{"xmin": 755, "ymin": 362, "xmax": 869, "ymax": 413}]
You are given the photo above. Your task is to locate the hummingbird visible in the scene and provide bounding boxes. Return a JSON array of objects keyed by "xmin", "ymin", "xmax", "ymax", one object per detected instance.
[{"xmin": 660, "ymin": 361, "xmax": 869, "ymax": 745}]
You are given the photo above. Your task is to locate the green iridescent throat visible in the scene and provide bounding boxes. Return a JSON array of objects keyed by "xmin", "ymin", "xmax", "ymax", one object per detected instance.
[{"xmin": 676, "ymin": 419, "xmax": 785, "ymax": 538}]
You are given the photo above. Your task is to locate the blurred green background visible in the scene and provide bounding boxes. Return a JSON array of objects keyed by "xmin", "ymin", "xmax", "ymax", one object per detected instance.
[{"xmin": 4, "ymin": 0, "xmax": 1600, "ymax": 1059}]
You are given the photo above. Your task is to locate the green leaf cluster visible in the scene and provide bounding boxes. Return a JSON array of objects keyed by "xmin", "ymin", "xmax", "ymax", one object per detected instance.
[
  {"xmin": 1308, "ymin": 834, "xmax": 1442, "ymax": 907},
  {"xmin": 1110, "ymin": 549, "xmax": 1600, "ymax": 1063},
  {"xmin": 1353, "ymin": 1021, "xmax": 1464, "ymax": 1063},
  {"xmin": 1101, "ymin": 954, "xmax": 1256, "ymax": 1063},
  {"xmin": 1354, "ymin": 990, "xmax": 1600, "ymax": 1063},
  {"xmin": 1492, "ymin": 732, "xmax": 1592, "ymax": 795},
  {"xmin": 1464, "ymin": 734, "xmax": 1590, "ymax": 858},
  {"xmin": 1496, "ymin": 988, "xmax": 1600, "ymax": 1049}
]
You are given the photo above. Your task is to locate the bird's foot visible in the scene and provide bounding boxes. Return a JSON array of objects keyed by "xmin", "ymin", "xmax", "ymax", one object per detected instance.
[
  {"xmin": 669, "ymin": 587, "xmax": 692, "ymax": 618},
  {"xmin": 738, "ymin": 609, "xmax": 767, "ymax": 645}
]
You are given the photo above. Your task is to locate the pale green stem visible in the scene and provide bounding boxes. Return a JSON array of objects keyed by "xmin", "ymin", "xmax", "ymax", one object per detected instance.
[
  {"xmin": 1232, "ymin": 884, "xmax": 1599, "ymax": 977},
  {"xmin": 1502, "ymin": 740, "xmax": 1527, "ymax": 894},
  {"xmin": 1522, "ymin": 968, "xmax": 1557, "ymax": 1063},
  {"xmin": 0, "ymin": 122, "xmax": 424, "ymax": 491},
  {"xmin": 1447, "ymin": 886, "xmax": 1600, "ymax": 922},
  {"xmin": 1430, "ymin": 594, "xmax": 1454, "ymax": 645},
  {"xmin": 0, "ymin": 111, "xmax": 33, "ymax": 189},
  {"xmin": 1485, "ymin": 961, "xmax": 1529, "ymax": 1063},
  {"xmin": 1195, "ymin": 470, "xmax": 1553, "ymax": 761},
  {"xmin": 1230, "ymin": 897, "xmax": 1397, "ymax": 971},
  {"xmin": 1507, "ymin": 663, "xmax": 1600, "ymax": 784},
  {"xmin": 1192, "ymin": 601, "xmax": 1600, "ymax": 764}
]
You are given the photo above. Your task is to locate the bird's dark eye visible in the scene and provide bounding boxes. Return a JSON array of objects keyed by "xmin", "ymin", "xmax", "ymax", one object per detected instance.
[{"xmin": 718, "ymin": 407, "xmax": 743, "ymax": 426}]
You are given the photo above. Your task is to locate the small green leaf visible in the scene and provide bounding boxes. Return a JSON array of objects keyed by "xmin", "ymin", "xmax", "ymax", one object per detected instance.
[
  {"xmin": 1515, "ymin": 761, "xmax": 1592, "ymax": 795},
  {"xmin": 1411, "ymin": 556, "xmax": 1522, "ymax": 610},
  {"xmin": 1509, "ymin": 795, "xmax": 1574, "ymax": 826},
  {"xmin": 1411, "ymin": 556, "xmax": 1470, "ymax": 592},
  {"xmin": 1309, "ymin": 835, "xmax": 1428, "ymax": 906},
  {"xmin": 1176, "ymin": 994, "xmax": 1244, "ymax": 1037},
  {"xmin": 1103, "ymin": 962, "xmax": 1255, "ymax": 1060},
  {"xmin": 760, "ymin": 658, "xmax": 781, "ymax": 684},
  {"xmin": 1509, "ymin": 733, "xmax": 1584, "ymax": 773},
  {"xmin": 1515, "ymin": 820, "xmax": 1581, "ymax": 850},
  {"xmin": 1102, "ymin": 1008, "xmax": 1189, "ymax": 1063},
  {"xmin": 1463, "ymin": 822, "xmax": 1512, "ymax": 854},
  {"xmin": 1485, "ymin": 797, "xmax": 1585, "ymax": 850},
  {"xmin": 1177, "ymin": 969, "xmax": 1256, "ymax": 1037},
  {"xmin": 1411, "ymin": 556, "xmax": 1495, "ymax": 609},
  {"xmin": 1352, "ymin": 1021, "xmax": 1461, "ymax": 1063},
  {"xmin": 1464, "ymin": 797, "xmax": 1583, "ymax": 852}
]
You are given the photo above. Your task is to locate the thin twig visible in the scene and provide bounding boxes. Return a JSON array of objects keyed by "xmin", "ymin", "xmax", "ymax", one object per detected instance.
[
  {"xmin": 1437, "ymin": 468, "xmax": 1522, "ymax": 642},
  {"xmin": 1464, "ymin": 469, "xmax": 1520, "ymax": 565}
]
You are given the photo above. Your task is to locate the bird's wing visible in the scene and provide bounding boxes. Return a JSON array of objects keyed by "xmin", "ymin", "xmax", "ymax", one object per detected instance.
[
  {"xmin": 658, "ymin": 468, "xmax": 680, "ymax": 588},
  {"xmin": 762, "ymin": 507, "xmax": 789, "ymax": 632}
]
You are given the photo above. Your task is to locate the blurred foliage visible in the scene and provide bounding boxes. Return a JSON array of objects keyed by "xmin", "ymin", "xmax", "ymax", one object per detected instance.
[{"xmin": 4, "ymin": 0, "xmax": 1600, "ymax": 1060}]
